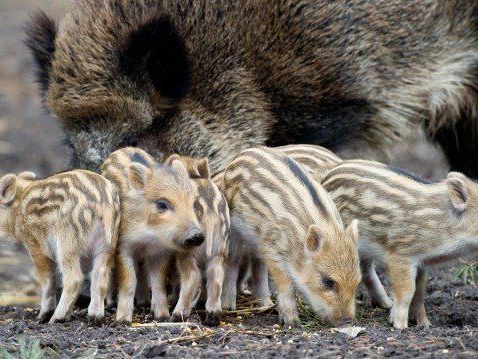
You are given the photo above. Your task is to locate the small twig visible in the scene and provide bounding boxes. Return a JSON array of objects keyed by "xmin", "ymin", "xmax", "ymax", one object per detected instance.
[
  {"xmin": 456, "ymin": 337, "xmax": 466, "ymax": 350},
  {"xmin": 157, "ymin": 331, "xmax": 214, "ymax": 345},
  {"xmin": 231, "ymin": 329, "xmax": 274, "ymax": 338},
  {"xmin": 223, "ymin": 305, "xmax": 275, "ymax": 315},
  {"xmin": 74, "ymin": 322, "xmax": 84, "ymax": 335},
  {"xmin": 130, "ymin": 321, "xmax": 199, "ymax": 329}
]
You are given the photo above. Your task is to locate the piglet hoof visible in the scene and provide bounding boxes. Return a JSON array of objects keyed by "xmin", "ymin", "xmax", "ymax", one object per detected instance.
[
  {"xmin": 49, "ymin": 316, "xmax": 70, "ymax": 324},
  {"xmin": 415, "ymin": 316, "xmax": 431, "ymax": 327},
  {"xmin": 221, "ymin": 297, "xmax": 237, "ymax": 311},
  {"xmin": 87, "ymin": 315, "xmax": 106, "ymax": 326},
  {"xmin": 112, "ymin": 319, "xmax": 131, "ymax": 327},
  {"xmin": 203, "ymin": 312, "xmax": 221, "ymax": 327},
  {"xmin": 136, "ymin": 304, "xmax": 150, "ymax": 314},
  {"xmin": 115, "ymin": 313, "xmax": 132, "ymax": 325},
  {"xmin": 171, "ymin": 313, "xmax": 190, "ymax": 323},
  {"xmin": 279, "ymin": 317, "xmax": 300, "ymax": 329},
  {"xmin": 154, "ymin": 314, "xmax": 171, "ymax": 323},
  {"xmin": 371, "ymin": 297, "xmax": 393, "ymax": 309},
  {"xmin": 37, "ymin": 310, "xmax": 54, "ymax": 324},
  {"xmin": 258, "ymin": 297, "xmax": 274, "ymax": 309}
]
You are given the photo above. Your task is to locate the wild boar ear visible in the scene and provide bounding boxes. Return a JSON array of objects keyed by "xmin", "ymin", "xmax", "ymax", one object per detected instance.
[
  {"xmin": 18, "ymin": 171, "xmax": 37, "ymax": 181},
  {"xmin": 24, "ymin": 11, "xmax": 57, "ymax": 98},
  {"xmin": 0, "ymin": 175, "xmax": 17, "ymax": 205},
  {"xmin": 447, "ymin": 172, "xmax": 469, "ymax": 212},
  {"xmin": 129, "ymin": 163, "xmax": 148, "ymax": 191},
  {"xmin": 345, "ymin": 219, "xmax": 359, "ymax": 247},
  {"xmin": 195, "ymin": 157, "xmax": 210, "ymax": 179},
  {"xmin": 119, "ymin": 16, "xmax": 190, "ymax": 112},
  {"xmin": 305, "ymin": 224, "xmax": 324, "ymax": 254}
]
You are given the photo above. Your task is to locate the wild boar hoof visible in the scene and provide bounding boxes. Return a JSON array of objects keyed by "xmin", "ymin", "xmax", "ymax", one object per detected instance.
[{"xmin": 204, "ymin": 312, "xmax": 221, "ymax": 327}]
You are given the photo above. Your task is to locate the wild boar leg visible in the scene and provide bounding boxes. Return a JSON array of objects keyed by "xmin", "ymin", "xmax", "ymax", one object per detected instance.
[
  {"xmin": 31, "ymin": 252, "xmax": 57, "ymax": 323},
  {"xmin": 172, "ymin": 254, "xmax": 201, "ymax": 321},
  {"xmin": 388, "ymin": 257, "xmax": 417, "ymax": 329},
  {"xmin": 147, "ymin": 256, "xmax": 171, "ymax": 320},
  {"xmin": 409, "ymin": 267, "xmax": 430, "ymax": 327},
  {"xmin": 360, "ymin": 258, "xmax": 393, "ymax": 309}
]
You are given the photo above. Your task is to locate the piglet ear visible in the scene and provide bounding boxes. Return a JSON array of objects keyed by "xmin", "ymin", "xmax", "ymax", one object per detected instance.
[
  {"xmin": 194, "ymin": 157, "xmax": 210, "ymax": 179},
  {"xmin": 0, "ymin": 174, "xmax": 17, "ymax": 205},
  {"xmin": 170, "ymin": 158, "xmax": 190, "ymax": 178},
  {"xmin": 18, "ymin": 171, "xmax": 37, "ymax": 181},
  {"xmin": 305, "ymin": 224, "xmax": 324, "ymax": 254},
  {"xmin": 345, "ymin": 219, "xmax": 359, "ymax": 247},
  {"xmin": 164, "ymin": 154, "xmax": 210, "ymax": 179},
  {"xmin": 447, "ymin": 172, "xmax": 469, "ymax": 212},
  {"xmin": 129, "ymin": 163, "xmax": 148, "ymax": 191},
  {"xmin": 164, "ymin": 154, "xmax": 180, "ymax": 166}
]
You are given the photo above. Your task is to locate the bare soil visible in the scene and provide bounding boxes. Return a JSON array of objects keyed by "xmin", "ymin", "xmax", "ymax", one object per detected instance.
[{"xmin": 0, "ymin": 269, "xmax": 477, "ymax": 358}]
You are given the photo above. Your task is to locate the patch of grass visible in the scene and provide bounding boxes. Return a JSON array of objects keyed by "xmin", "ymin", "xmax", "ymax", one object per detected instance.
[
  {"xmin": 0, "ymin": 338, "xmax": 44, "ymax": 359},
  {"xmin": 454, "ymin": 261, "xmax": 478, "ymax": 286},
  {"xmin": 297, "ymin": 299, "xmax": 327, "ymax": 330}
]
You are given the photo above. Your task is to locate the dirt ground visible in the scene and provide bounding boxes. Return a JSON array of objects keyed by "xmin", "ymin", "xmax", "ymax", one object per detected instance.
[
  {"xmin": 0, "ymin": 1, "xmax": 477, "ymax": 358},
  {"xmin": 0, "ymin": 269, "xmax": 477, "ymax": 358}
]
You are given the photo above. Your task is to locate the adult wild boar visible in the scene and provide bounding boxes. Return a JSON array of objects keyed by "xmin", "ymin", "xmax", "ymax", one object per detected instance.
[{"xmin": 26, "ymin": 1, "xmax": 478, "ymax": 176}]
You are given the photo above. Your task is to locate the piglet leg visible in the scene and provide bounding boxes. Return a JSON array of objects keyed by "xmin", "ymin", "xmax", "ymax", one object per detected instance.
[
  {"xmin": 148, "ymin": 256, "xmax": 171, "ymax": 321},
  {"xmin": 266, "ymin": 258, "xmax": 298, "ymax": 328},
  {"xmin": 409, "ymin": 267, "xmax": 431, "ymax": 327},
  {"xmin": 360, "ymin": 258, "xmax": 393, "ymax": 309},
  {"xmin": 204, "ymin": 256, "xmax": 225, "ymax": 325},
  {"xmin": 171, "ymin": 254, "xmax": 201, "ymax": 321},
  {"xmin": 251, "ymin": 256, "xmax": 274, "ymax": 307},
  {"xmin": 388, "ymin": 257, "xmax": 416, "ymax": 329},
  {"xmin": 50, "ymin": 255, "xmax": 84, "ymax": 323},
  {"xmin": 31, "ymin": 252, "xmax": 57, "ymax": 323},
  {"xmin": 115, "ymin": 250, "xmax": 137, "ymax": 324}
]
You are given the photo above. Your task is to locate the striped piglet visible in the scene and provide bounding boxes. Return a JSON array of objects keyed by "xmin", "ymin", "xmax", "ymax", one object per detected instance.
[
  {"xmin": 322, "ymin": 160, "xmax": 478, "ymax": 329},
  {"xmin": 101, "ymin": 147, "xmax": 204, "ymax": 323},
  {"xmin": 165, "ymin": 154, "xmax": 230, "ymax": 325},
  {"xmin": 222, "ymin": 146, "xmax": 360, "ymax": 326},
  {"xmin": 0, "ymin": 170, "xmax": 120, "ymax": 323}
]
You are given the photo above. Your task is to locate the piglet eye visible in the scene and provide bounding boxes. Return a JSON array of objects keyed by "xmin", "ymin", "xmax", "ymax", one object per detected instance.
[
  {"xmin": 156, "ymin": 200, "xmax": 170, "ymax": 212},
  {"xmin": 322, "ymin": 276, "xmax": 335, "ymax": 290}
]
